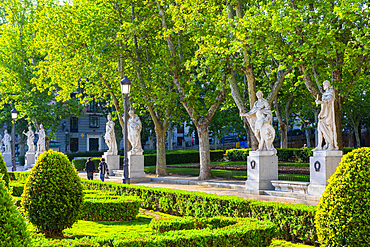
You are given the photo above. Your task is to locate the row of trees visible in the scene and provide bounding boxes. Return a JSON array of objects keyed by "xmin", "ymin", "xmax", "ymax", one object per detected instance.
[{"xmin": 0, "ymin": 0, "xmax": 369, "ymax": 179}]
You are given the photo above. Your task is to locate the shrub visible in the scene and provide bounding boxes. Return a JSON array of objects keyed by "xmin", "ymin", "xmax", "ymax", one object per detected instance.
[
  {"xmin": 226, "ymin": 148, "xmax": 314, "ymax": 162},
  {"xmin": 315, "ymin": 147, "xmax": 370, "ymax": 246},
  {"xmin": 21, "ymin": 150, "xmax": 84, "ymax": 238},
  {"xmin": 10, "ymin": 181, "xmax": 25, "ymax": 196},
  {"xmin": 226, "ymin": 149, "xmax": 251, "ymax": 161},
  {"xmin": 8, "ymin": 171, "xmax": 30, "ymax": 182},
  {"xmin": 80, "ymin": 195, "xmax": 141, "ymax": 221},
  {"xmin": 0, "ymin": 180, "xmax": 30, "ymax": 246},
  {"xmin": 0, "ymin": 153, "xmax": 9, "ymax": 188}
]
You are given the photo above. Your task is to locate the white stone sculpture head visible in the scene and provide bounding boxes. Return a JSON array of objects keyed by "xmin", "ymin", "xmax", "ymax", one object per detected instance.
[
  {"xmin": 256, "ymin": 91, "xmax": 263, "ymax": 100},
  {"xmin": 40, "ymin": 124, "xmax": 43, "ymax": 129},
  {"xmin": 4, "ymin": 130, "xmax": 7, "ymax": 134},
  {"xmin": 323, "ymin": 80, "xmax": 331, "ymax": 90},
  {"xmin": 29, "ymin": 126, "xmax": 32, "ymax": 130},
  {"xmin": 129, "ymin": 109, "xmax": 134, "ymax": 117},
  {"xmin": 107, "ymin": 113, "xmax": 112, "ymax": 121}
]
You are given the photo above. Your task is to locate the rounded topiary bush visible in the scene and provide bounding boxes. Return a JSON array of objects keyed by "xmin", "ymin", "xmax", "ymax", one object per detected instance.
[
  {"xmin": 0, "ymin": 179, "xmax": 30, "ymax": 246},
  {"xmin": 21, "ymin": 150, "xmax": 83, "ymax": 237},
  {"xmin": 0, "ymin": 153, "xmax": 9, "ymax": 188},
  {"xmin": 315, "ymin": 147, "xmax": 370, "ymax": 246}
]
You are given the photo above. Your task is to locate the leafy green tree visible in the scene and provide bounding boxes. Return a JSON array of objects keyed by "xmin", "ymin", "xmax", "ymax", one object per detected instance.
[
  {"xmin": 0, "ymin": 0, "xmax": 82, "ymax": 145},
  {"xmin": 156, "ymin": 0, "xmax": 228, "ymax": 179}
]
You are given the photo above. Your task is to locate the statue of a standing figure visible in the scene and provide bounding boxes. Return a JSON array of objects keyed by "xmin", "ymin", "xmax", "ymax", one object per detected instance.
[
  {"xmin": 36, "ymin": 124, "xmax": 46, "ymax": 153},
  {"xmin": 241, "ymin": 91, "xmax": 276, "ymax": 152},
  {"xmin": 313, "ymin": 80, "xmax": 338, "ymax": 151},
  {"xmin": 23, "ymin": 126, "xmax": 35, "ymax": 153},
  {"xmin": 126, "ymin": 109, "xmax": 143, "ymax": 155},
  {"xmin": 2, "ymin": 130, "xmax": 11, "ymax": 153},
  {"xmin": 104, "ymin": 113, "xmax": 118, "ymax": 155}
]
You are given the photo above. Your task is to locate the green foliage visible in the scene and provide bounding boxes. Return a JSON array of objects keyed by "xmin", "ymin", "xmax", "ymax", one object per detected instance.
[
  {"xmin": 80, "ymin": 190, "xmax": 141, "ymax": 221},
  {"xmin": 21, "ymin": 150, "xmax": 84, "ymax": 237},
  {"xmin": 144, "ymin": 150, "xmax": 224, "ymax": 166},
  {"xmin": 10, "ymin": 181, "xmax": 25, "ymax": 197},
  {"xmin": 0, "ymin": 153, "xmax": 9, "ymax": 188},
  {"xmin": 0, "ymin": 180, "xmax": 30, "ymax": 247},
  {"xmin": 71, "ymin": 150, "xmax": 224, "ymax": 171},
  {"xmin": 315, "ymin": 147, "xmax": 370, "ymax": 246},
  {"xmin": 8, "ymin": 171, "xmax": 30, "ymax": 182},
  {"xmin": 82, "ymin": 180, "xmax": 317, "ymax": 243},
  {"xmin": 226, "ymin": 149, "xmax": 251, "ymax": 161},
  {"xmin": 150, "ymin": 216, "xmax": 239, "ymax": 233},
  {"xmin": 227, "ymin": 148, "xmax": 314, "ymax": 162}
]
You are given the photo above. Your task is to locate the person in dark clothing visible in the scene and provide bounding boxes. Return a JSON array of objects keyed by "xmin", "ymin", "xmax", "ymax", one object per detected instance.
[
  {"xmin": 85, "ymin": 158, "xmax": 95, "ymax": 180},
  {"xmin": 98, "ymin": 158, "xmax": 109, "ymax": 182}
]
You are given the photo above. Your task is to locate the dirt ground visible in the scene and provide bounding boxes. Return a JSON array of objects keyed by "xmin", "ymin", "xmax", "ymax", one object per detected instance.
[{"xmin": 167, "ymin": 164, "xmax": 309, "ymax": 175}]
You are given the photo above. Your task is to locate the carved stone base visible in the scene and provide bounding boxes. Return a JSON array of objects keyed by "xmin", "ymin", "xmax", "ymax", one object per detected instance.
[
  {"xmin": 129, "ymin": 154, "xmax": 145, "ymax": 178},
  {"xmin": 3, "ymin": 152, "xmax": 12, "ymax": 167},
  {"xmin": 245, "ymin": 151, "xmax": 278, "ymax": 190},
  {"xmin": 308, "ymin": 150, "xmax": 342, "ymax": 196},
  {"xmin": 25, "ymin": 152, "xmax": 36, "ymax": 169},
  {"xmin": 103, "ymin": 152, "xmax": 120, "ymax": 176}
]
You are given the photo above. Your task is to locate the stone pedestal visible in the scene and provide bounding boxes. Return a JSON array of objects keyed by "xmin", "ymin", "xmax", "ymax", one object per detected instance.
[
  {"xmin": 103, "ymin": 152, "xmax": 120, "ymax": 176},
  {"xmin": 25, "ymin": 152, "xmax": 36, "ymax": 169},
  {"xmin": 3, "ymin": 152, "xmax": 12, "ymax": 167},
  {"xmin": 129, "ymin": 154, "xmax": 145, "ymax": 178},
  {"xmin": 245, "ymin": 151, "xmax": 278, "ymax": 191},
  {"xmin": 308, "ymin": 150, "xmax": 342, "ymax": 196}
]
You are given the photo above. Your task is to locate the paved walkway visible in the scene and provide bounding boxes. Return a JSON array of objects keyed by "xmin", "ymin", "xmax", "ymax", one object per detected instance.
[{"xmin": 78, "ymin": 172, "xmax": 319, "ymax": 205}]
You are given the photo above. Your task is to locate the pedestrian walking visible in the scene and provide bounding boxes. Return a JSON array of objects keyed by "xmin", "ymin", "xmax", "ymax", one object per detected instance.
[
  {"xmin": 85, "ymin": 158, "xmax": 95, "ymax": 180},
  {"xmin": 98, "ymin": 158, "xmax": 109, "ymax": 182}
]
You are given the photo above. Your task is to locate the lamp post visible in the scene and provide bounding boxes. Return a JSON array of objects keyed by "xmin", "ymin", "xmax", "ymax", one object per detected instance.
[
  {"xmin": 120, "ymin": 76, "xmax": 131, "ymax": 184},
  {"xmin": 11, "ymin": 108, "xmax": 18, "ymax": 171}
]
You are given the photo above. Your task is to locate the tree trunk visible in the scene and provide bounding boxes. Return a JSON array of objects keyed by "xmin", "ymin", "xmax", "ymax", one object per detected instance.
[
  {"xmin": 197, "ymin": 124, "xmax": 211, "ymax": 180},
  {"xmin": 228, "ymin": 70, "xmax": 258, "ymax": 150},
  {"xmin": 149, "ymin": 130, "xmax": 155, "ymax": 149},
  {"xmin": 167, "ymin": 122, "xmax": 173, "ymax": 150},
  {"xmin": 354, "ymin": 124, "xmax": 361, "ymax": 148},
  {"xmin": 156, "ymin": 130, "xmax": 167, "ymax": 176},
  {"xmin": 334, "ymin": 92, "xmax": 343, "ymax": 150},
  {"xmin": 348, "ymin": 129, "xmax": 353, "ymax": 147},
  {"xmin": 280, "ymin": 123, "xmax": 288, "ymax": 148},
  {"xmin": 214, "ymin": 135, "xmax": 218, "ymax": 150},
  {"xmin": 19, "ymin": 135, "xmax": 26, "ymax": 156}
]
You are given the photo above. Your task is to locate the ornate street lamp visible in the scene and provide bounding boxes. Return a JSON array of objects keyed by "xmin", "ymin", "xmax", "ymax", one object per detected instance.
[
  {"xmin": 120, "ymin": 76, "xmax": 131, "ymax": 184},
  {"xmin": 65, "ymin": 129, "xmax": 69, "ymax": 153},
  {"xmin": 11, "ymin": 108, "xmax": 18, "ymax": 171}
]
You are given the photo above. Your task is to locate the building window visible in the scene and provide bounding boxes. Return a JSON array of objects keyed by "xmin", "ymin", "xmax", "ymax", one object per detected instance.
[
  {"xmin": 70, "ymin": 138, "xmax": 79, "ymax": 152},
  {"xmin": 89, "ymin": 115, "xmax": 100, "ymax": 128},
  {"xmin": 70, "ymin": 117, "xmax": 78, "ymax": 133}
]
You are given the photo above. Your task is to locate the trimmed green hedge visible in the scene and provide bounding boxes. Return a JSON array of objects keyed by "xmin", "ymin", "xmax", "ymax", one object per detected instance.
[
  {"xmin": 144, "ymin": 150, "xmax": 224, "ymax": 166},
  {"xmin": 82, "ymin": 179, "xmax": 317, "ymax": 244},
  {"xmin": 80, "ymin": 192, "xmax": 141, "ymax": 221},
  {"xmin": 71, "ymin": 150, "xmax": 225, "ymax": 171},
  {"xmin": 150, "ymin": 216, "xmax": 239, "ymax": 233},
  {"xmin": 227, "ymin": 147, "xmax": 358, "ymax": 163},
  {"xmin": 10, "ymin": 181, "xmax": 25, "ymax": 197},
  {"xmin": 8, "ymin": 172, "xmax": 30, "ymax": 182}
]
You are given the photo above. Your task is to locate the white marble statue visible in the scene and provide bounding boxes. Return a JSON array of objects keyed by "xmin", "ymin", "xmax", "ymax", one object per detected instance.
[
  {"xmin": 126, "ymin": 109, "xmax": 143, "ymax": 155},
  {"xmin": 104, "ymin": 113, "xmax": 118, "ymax": 155},
  {"xmin": 313, "ymin": 80, "xmax": 338, "ymax": 151},
  {"xmin": 23, "ymin": 126, "xmax": 35, "ymax": 153},
  {"xmin": 2, "ymin": 130, "xmax": 11, "ymax": 153},
  {"xmin": 36, "ymin": 124, "xmax": 46, "ymax": 153},
  {"xmin": 241, "ymin": 91, "xmax": 276, "ymax": 152}
]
